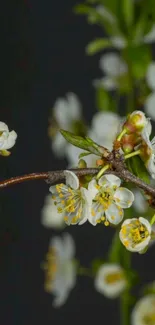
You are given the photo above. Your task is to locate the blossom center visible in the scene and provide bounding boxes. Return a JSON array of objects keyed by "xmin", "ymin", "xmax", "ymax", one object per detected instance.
[
  {"xmin": 143, "ymin": 313, "xmax": 155, "ymax": 325},
  {"xmin": 54, "ymin": 183, "xmax": 84, "ymax": 223},
  {"xmin": 44, "ymin": 247, "xmax": 57, "ymax": 292},
  {"xmin": 105, "ymin": 271, "xmax": 124, "ymax": 284}
]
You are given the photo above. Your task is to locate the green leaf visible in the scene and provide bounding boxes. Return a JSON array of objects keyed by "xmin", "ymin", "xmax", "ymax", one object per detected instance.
[
  {"xmin": 78, "ymin": 151, "xmax": 91, "ymax": 159},
  {"xmin": 126, "ymin": 156, "xmax": 150, "ymax": 184},
  {"xmin": 86, "ymin": 38, "xmax": 112, "ymax": 55},
  {"xmin": 122, "ymin": 0, "xmax": 134, "ymax": 29},
  {"xmin": 60, "ymin": 130, "xmax": 102, "ymax": 156},
  {"xmin": 74, "ymin": 4, "xmax": 92, "ymax": 14}
]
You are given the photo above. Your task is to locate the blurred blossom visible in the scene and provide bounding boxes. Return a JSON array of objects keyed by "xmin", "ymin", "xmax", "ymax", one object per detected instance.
[
  {"xmin": 93, "ymin": 53, "xmax": 127, "ymax": 90},
  {"xmin": 119, "ymin": 217, "xmax": 152, "ymax": 252},
  {"xmin": 132, "ymin": 189, "xmax": 148, "ymax": 214},
  {"xmin": 95, "ymin": 263, "xmax": 127, "ymax": 298},
  {"xmin": 131, "ymin": 294, "xmax": 155, "ymax": 325},
  {"xmin": 88, "ymin": 111, "xmax": 121, "ymax": 151},
  {"xmin": 145, "ymin": 62, "xmax": 155, "ymax": 120},
  {"xmin": 88, "ymin": 174, "xmax": 134, "ymax": 226},
  {"xmin": 41, "ymin": 194, "xmax": 65, "ymax": 229},
  {"xmin": 49, "ymin": 93, "xmax": 82, "ymax": 157},
  {"xmin": 0, "ymin": 121, "xmax": 17, "ymax": 156},
  {"xmin": 43, "ymin": 233, "xmax": 76, "ymax": 307},
  {"xmin": 66, "ymin": 144, "xmax": 98, "ymax": 168}
]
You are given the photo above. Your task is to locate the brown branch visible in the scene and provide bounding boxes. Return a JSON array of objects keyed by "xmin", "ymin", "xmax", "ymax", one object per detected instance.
[
  {"xmin": 0, "ymin": 168, "xmax": 99, "ymax": 188},
  {"xmin": 0, "ymin": 157, "xmax": 155, "ymax": 201}
]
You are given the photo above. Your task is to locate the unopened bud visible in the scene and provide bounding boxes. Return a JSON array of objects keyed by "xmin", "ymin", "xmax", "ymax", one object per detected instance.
[
  {"xmin": 96, "ymin": 159, "xmax": 104, "ymax": 166},
  {"xmin": 78, "ymin": 159, "xmax": 87, "ymax": 168},
  {"xmin": 121, "ymin": 134, "xmax": 141, "ymax": 153},
  {"xmin": 123, "ymin": 111, "xmax": 146, "ymax": 134}
]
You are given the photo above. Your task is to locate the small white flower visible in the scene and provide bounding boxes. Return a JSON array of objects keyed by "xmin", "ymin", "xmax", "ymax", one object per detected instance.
[
  {"xmin": 49, "ymin": 170, "xmax": 92, "ymax": 225},
  {"xmin": 41, "ymin": 194, "xmax": 65, "ymax": 229},
  {"xmin": 0, "ymin": 122, "xmax": 17, "ymax": 155},
  {"xmin": 119, "ymin": 217, "xmax": 152, "ymax": 253},
  {"xmin": 145, "ymin": 62, "xmax": 155, "ymax": 120},
  {"xmin": 131, "ymin": 294, "xmax": 155, "ymax": 325},
  {"xmin": 95, "ymin": 263, "xmax": 127, "ymax": 298},
  {"xmin": 43, "ymin": 233, "xmax": 76, "ymax": 307},
  {"xmin": 50, "ymin": 93, "xmax": 82, "ymax": 157},
  {"xmin": 132, "ymin": 189, "xmax": 148, "ymax": 214},
  {"xmin": 93, "ymin": 53, "xmax": 127, "ymax": 91},
  {"xmin": 88, "ymin": 174, "xmax": 134, "ymax": 226}
]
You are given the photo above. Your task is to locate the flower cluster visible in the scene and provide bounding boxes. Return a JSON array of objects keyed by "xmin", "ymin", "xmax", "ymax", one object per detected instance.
[{"xmin": 48, "ymin": 170, "xmax": 134, "ymax": 227}]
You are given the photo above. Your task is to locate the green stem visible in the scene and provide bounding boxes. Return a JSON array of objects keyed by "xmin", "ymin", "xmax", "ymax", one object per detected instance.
[
  {"xmin": 96, "ymin": 164, "xmax": 110, "ymax": 180},
  {"xmin": 124, "ymin": 149, "xmax": 141, "ymax": 160},
  {"xmin": 120, "ymin": 292, "xmax": 130, "ymax": 325}
]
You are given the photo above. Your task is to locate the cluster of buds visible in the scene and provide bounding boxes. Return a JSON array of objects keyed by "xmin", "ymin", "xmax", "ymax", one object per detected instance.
[{"xmin": 120, "ymin": 111, "xmax": 148, "ymax": 154}]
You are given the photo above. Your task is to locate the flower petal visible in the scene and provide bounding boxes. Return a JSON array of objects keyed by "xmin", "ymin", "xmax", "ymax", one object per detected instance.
[
  {"xmin": 105, "ymin": 203, "xmax": 124, "ymax": 225},
  {"xmin": 99, "ymin": 174, "xmax": 121, "ymax": 188},
  {"xmin": 53, "ymin": 98, "xmax": 70, "ymax": 129},
  {"xmin": 67, "ymin": 93, "xmax": 82, "ymax": 121},
  {"xmin": 64, "ymin": 170, "xmax": 79, "ymax": 189},
  {"xmin": 63, "ymin": 233, "xmax": 75, "ymax": 259},
  {"xmin": 79, "ymin": 187, "xmax": 92, "ymax": 225},
  {"xmin": 41, "ymin": 194, "xmax": 65, "ymax": 229},
  {"xmin": 88, "ymin": 179, "xmax": 99, "ymax": 198},
  {"xmin": 0, "ymin": 122, "xmax": 9, "ymax": 132},
  {"xmin": 139, "ymin": 217, "xmax": 152, "ymax": 234},
  {"xmin": 99, "ymin": 53, "xmax": 127, "ymax": 77},
  {"xmin": 52, "ymin": 132, "xmax": 67, "ymax": 157},
  {"xmin": 114, "ymin": 187, "xmax": 134, "ymax": 208}
]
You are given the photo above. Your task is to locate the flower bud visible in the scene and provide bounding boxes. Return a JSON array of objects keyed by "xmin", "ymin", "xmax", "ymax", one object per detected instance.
[
  {"xmin": 123, "ymin": 111, "xmax": 146, "ymax": 134},
  {"xmin": 121, "ymin": 134, "xmax": 141, "ymax": 153},
  {"xmin": 78, "ymin": 159, "xmax": 87, "ymax": 168}
]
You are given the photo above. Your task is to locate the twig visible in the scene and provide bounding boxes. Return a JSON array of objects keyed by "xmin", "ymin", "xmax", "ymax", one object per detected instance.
[{"xmin": 0, "ymin": 157, "xmax": 155, "ymax": 201}]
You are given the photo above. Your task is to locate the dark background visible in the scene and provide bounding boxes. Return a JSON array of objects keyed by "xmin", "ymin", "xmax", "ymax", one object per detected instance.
[{"xmin": 0, "ymin": 1, "xmax": 155, "ymax": 324}]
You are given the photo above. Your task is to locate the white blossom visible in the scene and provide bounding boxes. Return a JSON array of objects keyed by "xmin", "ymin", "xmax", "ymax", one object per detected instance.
[
  {"xmin": 50, "ymin": 93, "xmax": 82, "ymax": 157},
  {"xmin": 43, "ymin": 233, "xmax": 76, "ymax": 307},
  {"xmin": 119, "ymin": 217, "xmax": 152, "ymax": 253},
  {"xmin": 41, "ymin": 194, "xmax": 65, "ymax": 229},
  {"xmin": 88, "ymin": 111, "xmax": 121, "ymax": 151},
  {"xmin": 93, "ymin": 53, "xmax": 127, "ymax": 90},
  {"xmin": 131, "ymin": 294, "xmax": 155, "ymax": 325},
  {"xmin": 0, "ymin": 122, "xmax": 17, "ymax": 155},
  {"xmin": 88, "ymin": 174, "xmax": 134, "ymax": 226},
  {"xmin": 95, "ymin": 263, "xmax": 127, "ymax": 298},
  {"xmin": 49, "ymin": 170, "xmax": 92, "ymax": 225}
]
